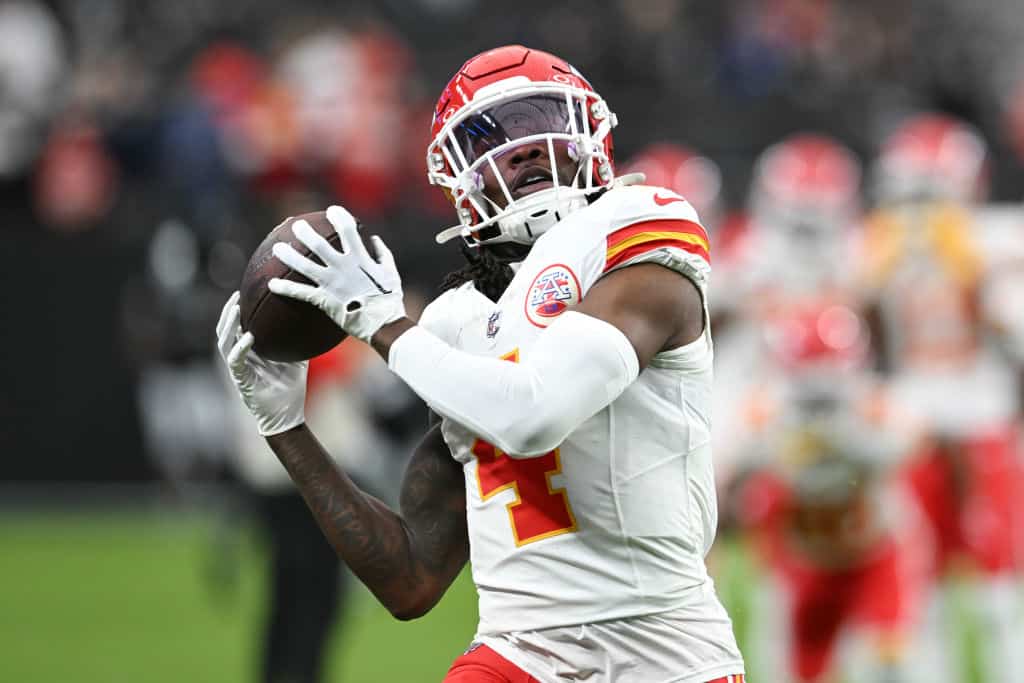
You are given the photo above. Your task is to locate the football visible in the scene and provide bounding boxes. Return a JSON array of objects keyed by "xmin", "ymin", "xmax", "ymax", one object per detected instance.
[{"xmin": 239, "ymin": 210, "xmax": 348, "ymax": 362}]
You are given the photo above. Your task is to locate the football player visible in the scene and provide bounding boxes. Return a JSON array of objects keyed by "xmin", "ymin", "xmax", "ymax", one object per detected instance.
[
  {"xmin": 217, "ymin": 46, "xmax": 745, "ymax": 682},
  {"xmin": 727, "ymin": 302, "xmax": 933, "ymax": 683},
  {"xmin": 731, "ymin": 132, "xmax": 863, "ymax": 303},
  {"xmin": 863, "ymin": 112, "xmax": 1024, "ymax": 683},
  {"xmin": 710, "ymin": 133, "xmax": 865, "ymax": 485}
]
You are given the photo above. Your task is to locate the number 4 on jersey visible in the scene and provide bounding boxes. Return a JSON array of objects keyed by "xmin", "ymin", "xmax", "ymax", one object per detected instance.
[
  {"xmin": 472, "ymin": 348, "xmax": 578, "ymax": 547},
  {"xmin": 473, "ymin": 440, "xmax": 578, "ymax": 546}
]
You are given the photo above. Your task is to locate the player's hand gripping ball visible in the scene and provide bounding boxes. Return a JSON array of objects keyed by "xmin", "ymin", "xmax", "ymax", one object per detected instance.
[
  {"xmin": 267, "ymin": 205, "xmax": 406, "ymax": 344},
  {"xmin": 239, "ymin": 211, "xmax": 349, "ymax": 362}
]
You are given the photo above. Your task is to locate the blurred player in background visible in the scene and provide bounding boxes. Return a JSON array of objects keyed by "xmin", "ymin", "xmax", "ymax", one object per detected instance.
[
  {"xmin": 862, "ymin": 112, "xmax": 1024, "ymax": 683},
  {"xmin": 728, "ymin": 302, "xmax": 933, "ymax": 683},
  {"xmin": 711, "ymin": 133, "xmax": 865, "ymax": 484},
  {"xmin": 619, "ymin": 142, "xmax": 724, "ymax": 232},
  {"xmin": 730, "ymin": 133, "xmax": 863, "ymax": 304},
  {"xmin": 218, "ymin": 45, "xmax": 745, "ymax": 682}
]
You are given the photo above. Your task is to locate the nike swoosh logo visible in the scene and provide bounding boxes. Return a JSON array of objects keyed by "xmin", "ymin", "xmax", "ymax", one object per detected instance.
[
  {"xmin": 653, "ymin": 193, "xmax": 685, "ymax": 206},
  {"xmin": 359, "ymin": 266, "xmax": 393, "ymax": 295}
]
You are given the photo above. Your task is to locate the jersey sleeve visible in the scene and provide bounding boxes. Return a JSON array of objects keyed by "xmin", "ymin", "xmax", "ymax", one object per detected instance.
[
  {"xmin": 416, "ymin": 284, "xmax": 466, "ymax": 345},
  {"xmin": 600, "ymin": 185, "xmax": 712, "ymax": 293}
]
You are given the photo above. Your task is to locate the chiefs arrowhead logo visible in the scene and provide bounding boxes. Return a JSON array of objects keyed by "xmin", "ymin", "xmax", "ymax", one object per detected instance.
[{"xmin": 653, "ymin": 192, "xmax": 685, "ymax": 207}]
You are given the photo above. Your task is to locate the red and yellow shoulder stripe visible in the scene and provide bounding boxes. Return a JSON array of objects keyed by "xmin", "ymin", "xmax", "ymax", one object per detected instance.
[{"xmin": 605, "ymin": 219, "xmax": 710, "ymax": 272}]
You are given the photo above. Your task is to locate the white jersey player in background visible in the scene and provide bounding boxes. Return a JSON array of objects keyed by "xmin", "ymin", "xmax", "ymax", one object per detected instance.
[
  {"xmin": 216, "ymin": 45, "xmax": 745, "ymax": 682},
  {"xmin": 709, "ymin": 133, "xmax": 865, "ymax": 486}
]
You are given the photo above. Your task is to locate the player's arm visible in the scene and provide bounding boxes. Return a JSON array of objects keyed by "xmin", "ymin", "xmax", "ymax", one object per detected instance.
[
  {"xmin": 267, "ymin": 422, "xmax": 468, "ymax": 620},
  {"xmin": 216, "ymin": 292, "xmax": 466, "ymax": 620},
  {"xmin": 374, "ymin": 262, "xmax": 699, "ymax": 368},
  {"xmin": 269, "ymin": 205, "xmax": 700, "ymax": 457},
  {"xmin": 371, "ymin": 263, "xmax": 699, "ymax": 455},
  {"xmin": 571, "ymin": 261, "xmax": 704, "ymax": 366}
]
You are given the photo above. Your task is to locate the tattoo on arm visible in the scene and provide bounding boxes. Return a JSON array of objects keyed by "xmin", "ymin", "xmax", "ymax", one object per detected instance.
[{"xmin": 266, "ymin": 423, "xmax": 467, "ymax": 619}]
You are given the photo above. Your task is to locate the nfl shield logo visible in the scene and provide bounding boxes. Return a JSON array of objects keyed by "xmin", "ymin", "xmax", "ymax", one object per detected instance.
[{"xmin": 486, "ymin": 311, "xmax": 501, "ymax": 338}]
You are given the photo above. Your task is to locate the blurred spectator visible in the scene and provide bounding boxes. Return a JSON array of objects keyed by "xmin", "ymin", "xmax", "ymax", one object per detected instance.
[
  {"xmin": 268, "ymin": 23, "xmax": 414, "ymax": 219},
  {"xmin": 33, "ymin": 118, "xmax": 120, "ymax": 231},
  {"xmin": 0, "ymin": 0, "xmax": 67, "ymax": 178}
]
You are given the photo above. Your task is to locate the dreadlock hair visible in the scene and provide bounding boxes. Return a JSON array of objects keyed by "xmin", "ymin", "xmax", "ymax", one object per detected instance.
[{"xmin": 438, "ymin": 242, "xmax": 516, "ymax": 303}]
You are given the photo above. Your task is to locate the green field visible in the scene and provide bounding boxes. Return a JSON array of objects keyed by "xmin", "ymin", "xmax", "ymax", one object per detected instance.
[
  {"xmin": 0, "ymin": 511, "xmax": 479, "ymax": 683},
  {"xmin": 0, "ymin": 511, "xmax": 986, "ymax": 682}
]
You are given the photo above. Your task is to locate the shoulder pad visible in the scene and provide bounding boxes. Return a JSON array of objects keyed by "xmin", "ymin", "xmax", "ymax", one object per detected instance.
[
  {"xmin": 598, "ymin": 184, "xmax": 711, "ymax": 282},
  {"xmin": 602, "ymin": 184, "xmax": 703, "ymax": 227}
]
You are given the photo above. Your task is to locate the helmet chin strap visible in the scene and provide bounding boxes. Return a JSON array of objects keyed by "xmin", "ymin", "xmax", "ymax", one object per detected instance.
[
  {"xmin": 495, "ymin": 172, "xmax": 647, "ymax": 242},
  {"xmin": 496, "ymin": 191, "xmax": 588, "ymax": 243},
  {"xmin": 485, "ymin": 176, "xmax": 647, "ymax": 272},
  {"xmin": 433, "ymin": 173, "xmax": 646, "ymax": 246},
  {"xmin": 494, "ymin": 173, "xmax": 649, "ymax": 272}
]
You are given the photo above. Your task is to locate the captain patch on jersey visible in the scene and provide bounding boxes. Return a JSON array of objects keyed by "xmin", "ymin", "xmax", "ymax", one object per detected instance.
[{"xmin": 525, "ymin": 263, "xmax": 582, "ymax": 327}]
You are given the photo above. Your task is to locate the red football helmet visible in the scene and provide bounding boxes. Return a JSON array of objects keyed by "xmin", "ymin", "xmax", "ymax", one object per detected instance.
[
  {"xmin": 620, "ymin": 143, "xmax": 722, "ymax": 229},
  {"xmin": 873, "ymin": 112, "xmax": 988, "ymax": 205},
  {"xmin": 750, "ymin": 133, "xmax": 861, "ymax": 236},
  {"xmin": 427, "ymin": 46, "xmax": 617, "ymax": 247}
]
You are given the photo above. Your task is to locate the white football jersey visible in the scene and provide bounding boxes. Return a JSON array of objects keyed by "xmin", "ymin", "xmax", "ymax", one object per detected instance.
[{"xmin": 419, "ymin": 184, "xmax": 734, "ymax": 638}]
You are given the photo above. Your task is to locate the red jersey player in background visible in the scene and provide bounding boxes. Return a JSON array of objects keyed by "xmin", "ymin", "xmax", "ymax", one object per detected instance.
[
  {"xmin": 217, "ymin": 46, "xmax": 745, "ymax": 682},
  {"xmin": 728, "ymin": 302, "xmax": 934, "ymax": 683},
  {"xmin": 862, "ymin": 112, "xmax": 1024, "ymax": 683}
]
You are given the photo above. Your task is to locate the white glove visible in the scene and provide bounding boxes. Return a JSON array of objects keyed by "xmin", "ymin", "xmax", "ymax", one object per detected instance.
[
  {"xmin": 216, "ymin": 291, "xmax": 308, "ymax": 436},
  {"xmin": 268, "ymin": 205, "xmax": 406, "ymax": 343}
]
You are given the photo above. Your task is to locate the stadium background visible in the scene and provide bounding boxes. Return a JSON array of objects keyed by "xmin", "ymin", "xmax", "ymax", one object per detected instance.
[{"xmin": 3, "ymin": 0, "xmax": 1024, "ymax": 681}]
